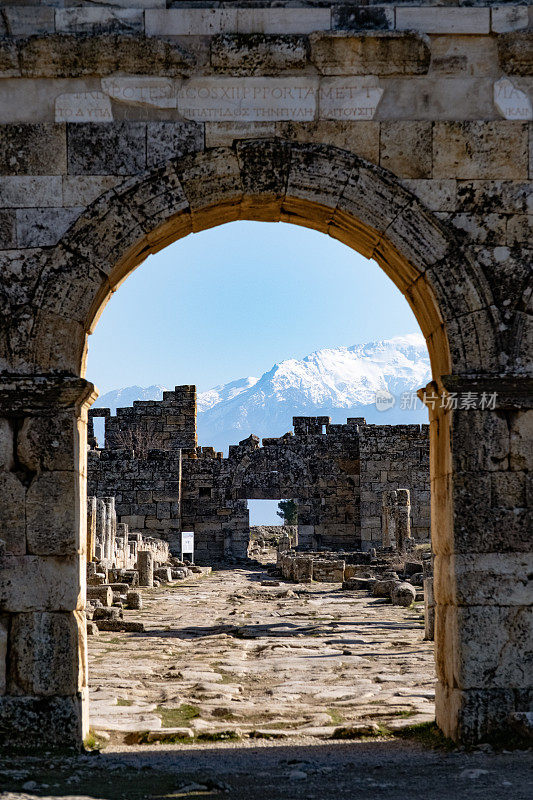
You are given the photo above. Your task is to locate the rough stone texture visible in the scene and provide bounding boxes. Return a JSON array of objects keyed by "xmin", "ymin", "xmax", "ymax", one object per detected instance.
[
  {"xmin": 433, "ymin": 122, "xmax": 529, "ymax": 180},
  {"xmin": 67, "ymin": 122, "xmax": 146, "ymax": 176},
  {"xmin": 8, "ymin": 611, "xmax": 83, "ymax": 695},
  {"xmin": 309, "ymin": 32, "xmax": 431, "ymax": 76},
  {"xmin": 211, "ymin": 34, "xmax": 308, "ymax": 75},
  {"xmin": 6, "ymin": 34, "xmax": 193, "ymax": 79},
  {"xmin": 380, "ymin": 121, "xmax": 432, "ymax": 179},
  {"xmin": 0, "ymin": 694, "xmax": 85, "ymax": 748},
  {"xmin": 0, "ymin": 124, "xmax": 66, "ymax": 175}
]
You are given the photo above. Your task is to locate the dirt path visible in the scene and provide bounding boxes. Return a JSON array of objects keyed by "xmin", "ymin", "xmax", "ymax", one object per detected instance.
[{"xmin": 88, "ymin": 561, "xmax": 435, "ymax": 740}]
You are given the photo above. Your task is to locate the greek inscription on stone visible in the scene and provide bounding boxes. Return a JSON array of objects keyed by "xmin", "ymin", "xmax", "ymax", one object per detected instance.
[
  {"xmin": 55, "ymin": 91, "xmax": 113, "ymax": 123},
  {"xmin": 493, "ymin": 77, "xmax": 532, "ymax": 121},
  {"xmin": 177, "ymin": 78, "xmax": 318, "ymax": 122},
  {"xmin": 101, "ymin": 77, "xmax": 176, "ymax": 109},
  {"xmin": 319, "ymin": 78, "xmax": 383, "ymax": 121}
]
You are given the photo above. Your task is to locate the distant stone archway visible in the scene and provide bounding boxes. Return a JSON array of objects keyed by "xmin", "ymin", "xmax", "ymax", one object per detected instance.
[{"xmin": 1, "ymin": 139, "xmax": 530, "ymax": 749}]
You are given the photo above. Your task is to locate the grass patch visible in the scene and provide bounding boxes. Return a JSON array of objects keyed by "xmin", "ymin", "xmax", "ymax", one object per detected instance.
[
  {"xmin": 83, "ymin": 730, "xmax": 107, "ymax": 751},
  {"xmin": 196, "ymin": 730, "xmax": 241, "ymax": 742},
  {"xmin": 327, "ymin": 708, "xmax": 344, "ymax": 726},
  {"xmin": 116, "ymin": 698, "xmax": 132, "ymax": 706},
  {"xmin": 156, "ymin": 703, "xmax": 200, "ymax": 727},
  {"xmin": 392, "ymin": 721, "xmax": 454, "ymax": 750}
]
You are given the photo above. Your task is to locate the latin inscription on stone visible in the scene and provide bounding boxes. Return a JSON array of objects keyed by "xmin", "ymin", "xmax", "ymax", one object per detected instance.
[
  {"xmin": 177, "ymin": 78, "xmax": 318, "ymax": 122},
  {"xmin": 101, "ymin": 77, "xmax": 176, "ymax": 109},
  {"xmin": 55, "ymin": 91, "xmax": 112, "ymax": 122},
  {"xmin": 493, "ymin": 78, "xmax": 532, "ymax": 121},
  {"xmin": 319, "ymin": 78, "xmax": 383, "ymax": 120}
]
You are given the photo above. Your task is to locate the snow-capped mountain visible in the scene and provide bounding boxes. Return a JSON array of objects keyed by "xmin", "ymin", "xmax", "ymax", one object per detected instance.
[{"xmin": 93, "ymin": 335, "xmax": 431, "ymax": 452}]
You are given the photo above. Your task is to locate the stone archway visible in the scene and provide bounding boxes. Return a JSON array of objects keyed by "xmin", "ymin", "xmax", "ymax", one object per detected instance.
[{"xmin": 0, "ymin": 141, "xmax": 530, "ymax": 748}]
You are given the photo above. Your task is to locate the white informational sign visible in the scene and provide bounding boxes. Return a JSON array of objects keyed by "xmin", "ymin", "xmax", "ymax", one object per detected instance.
[{"xmin": 181, "ymin": 531, "xmax": 194, "ymax": 555}]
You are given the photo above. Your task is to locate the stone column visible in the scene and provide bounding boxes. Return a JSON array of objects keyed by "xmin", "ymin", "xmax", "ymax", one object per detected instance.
[
  {"xmin": 137, "ymin": 550, "xmax": 154, "ymax": 588},
  {"xmin": 103, "ymin": 496, "xmax": 115, "ymax": 563},
  {"xmin": 94, "ymin": 498, "xmax": 106, "ymax": 561},
  {"xmin": 420, "ymin": 377, "xmax": 532, "ymax": 744},
  {"xmin": 381, "ymin": 490, "xmax": 397, "ymax": 548},
  {"xmin": 395, "ymin": 489, "xmax": 411, "ymax": 551},
  {"xmin": 86, "ymin": 496, "xmax": 97, "ymax": 562},
  {"xmin": 0, "ymin": 376, "xmax": 97, "ymax": 749}
]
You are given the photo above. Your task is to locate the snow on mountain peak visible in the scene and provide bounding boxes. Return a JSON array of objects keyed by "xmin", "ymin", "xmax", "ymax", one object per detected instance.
[{"xmin": 93, "ymin": 334, "xmax": 431, "ymax": 453}]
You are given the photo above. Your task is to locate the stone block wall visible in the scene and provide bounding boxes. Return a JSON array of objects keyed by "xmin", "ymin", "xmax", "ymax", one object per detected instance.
[
  {"xmin": 88, "ymin": 448, "xmax": 182, "ymax": 552},
  {"xmin": 101, "ymin": 385, "xmax": 196, "ymax": 452},
  {"xmin": 359, "ymin": 424, "xmax": 430, "ymax": 548}
]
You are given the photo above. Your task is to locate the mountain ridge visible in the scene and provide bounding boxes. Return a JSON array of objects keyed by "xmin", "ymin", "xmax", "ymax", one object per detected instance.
[{"xmin": 93, "ymin": 334, "xmax": 431, "ymax": 452}]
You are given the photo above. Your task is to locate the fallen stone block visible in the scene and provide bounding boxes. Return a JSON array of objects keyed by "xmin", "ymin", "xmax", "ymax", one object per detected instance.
[
  {"xmin": 86, "ymin": 621, "xmax": 99, "ymax": 636},
  {"xmin": 391, "ymin": 582, "xmax": 417, "ymax": 606},
  {"xmin": 86, "ymin": 585, "xmax": 112, "ymax": 606},
  {"xmin": 154, "ymin": 567, "xmax": 172, "ymax": 583},
  {"xmin": 331, "ymin": 722, "xmax": 381, "ymax": 738},
  {"xmin": 95, "ymin": 620, "xmax": 145, "ymax": 632},
  {"xmin": 342, "ymin": 577, "xmax": 375, "ymax": 590},
  {"xmin": 126, "ymin": 590, "xmax": 142, "ymax": 610},
  {"xmin": 93, "ymin": 606, "xmax": 122, "ymax": 621},
  {"xmin": 143, "ymin": 727, "xmax": 194, "ymax": 742}
]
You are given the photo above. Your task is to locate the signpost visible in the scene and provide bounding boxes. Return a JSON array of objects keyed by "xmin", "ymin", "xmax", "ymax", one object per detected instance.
[{"xmin": 181, "ymin": 530, "xmax": 194, "ymax": 563}]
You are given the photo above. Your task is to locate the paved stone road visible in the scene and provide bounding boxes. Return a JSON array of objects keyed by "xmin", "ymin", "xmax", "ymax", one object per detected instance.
[
  {"xmin": 88, "ymin": 562, "xmax": 435, "ymax": 739},
  {"xmin": 1, "ymin": 563, "xmax": 531, "ymax": 799}
]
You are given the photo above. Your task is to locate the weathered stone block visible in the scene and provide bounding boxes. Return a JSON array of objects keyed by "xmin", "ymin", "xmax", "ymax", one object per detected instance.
[
  {"xmin": 0, "ymin": 617, "xmax": 7, "ymax": 695},
  {"xmin": 0, "ymin": 419, "xmax": 13, "ymax": 471},
  {"xmin": 380, "ymin": 121, "xmax": 432, "ymax": 179},
  {"xmin": 8, "ymin": 611, "xmax": 84, "ymax": 695},
  {"xmin": 396, "ymin": 7, "xmax": 490, "ymax": 35},
  {"xmin": 0, "ymin": 471, "xmax": 26, "ymax": 556},
  {"xmin": 434, "ymin": 553, "xmax": 533, "ymax": 606},
  {"xmin": 3, "ymin": 7, "xmax": 55, "ymax": 37},
  {"xmin": 0, "ymin": 124, "xmax": 66, "ymax": 175},
  {"xmin": 0, "ymin": 210, "xmax": 16, "ymax": 249},
  {"xmin": 19, "ymin": 34, "xmax": 193, "ymax": 78},
  {"xmin": 0, "ymin": 555, "xmax": 83, "ymax": 612},
  {"xmin": 211, "ymin": 34, "xmax": 307, "ymax": 75},
  {"xmin": 16, "ymin": 207, "xmax": 81, "ymax": 248},
  {"xmin": 56, "ymin": 8, "xmax": 144, "ymax": 35},
  {"xmin": 146, "ymin": 122, "xmax": 204, "ymax": 169},
  {"xmin": 332, "ymin": 5, "xmax": 394, "ymax": 32},
  {"xmin": 0, "ymin": 694, "xmax": 84, "ymax": 748},
  {"xmin": 67, "ymin": 122, "xmax": 146, "ymax": 176},
  {"xmin": 498, "ymin": 31, "xmax": 533, "ymax": 76},
  {"xmin": 310, "ymin": 31, "xmax": 430, "ymax": 76},
  {"xmin": 492, "ymin": 7, "xmax": 529, "ymax": 34},
  {"xmin": 436, "ymin": 604, "xmax": 532, "ymax": 689},
  {"xmin": 62, "ymin": 176, "xmax": 122, "ymax": 208},
  {"xmin": 433, "ymin": 122, "xmax": 529, "ymax": 180},
  {"xmin": 0, "ymin": 176, "xmax": 62, "ymax": 208},
  {"xmin": 277, "ymin": 120, "xmax": 379, "ymax": 164},
  {"xmin": 26, "ymin": 472, "xmax": 79, "ymax": 556}
]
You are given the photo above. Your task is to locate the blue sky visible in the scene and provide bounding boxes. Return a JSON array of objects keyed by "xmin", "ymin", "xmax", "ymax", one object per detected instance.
[{"xmin": 87, "ymin": 220, "xmax": 421, "ymax": 395}]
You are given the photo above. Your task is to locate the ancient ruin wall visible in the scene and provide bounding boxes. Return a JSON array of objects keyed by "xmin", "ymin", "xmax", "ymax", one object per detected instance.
[{"xmin": 359, "ymin": 424, "xmax": 430, "ymax": 547}]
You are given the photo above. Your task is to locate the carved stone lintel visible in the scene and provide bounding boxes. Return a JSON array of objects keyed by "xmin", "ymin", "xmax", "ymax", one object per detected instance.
[
  {"xmin": 418, "ymin": 375, "xmax": 533, "ymax": 410},
  {"xmin": 0, "ymin": 375, "xmax": 97, "ymax": 413}
]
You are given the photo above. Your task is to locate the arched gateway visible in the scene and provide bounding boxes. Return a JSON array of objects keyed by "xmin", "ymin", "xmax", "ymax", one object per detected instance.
[{"xmin": 0, "ymin": 3, "xmax": 531, "ymax": 749}]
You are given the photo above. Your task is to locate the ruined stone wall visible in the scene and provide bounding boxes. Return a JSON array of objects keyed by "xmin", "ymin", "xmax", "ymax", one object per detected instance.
[
  {"xmin": 359, "ymin": 424, "xmax": 430, "ymax": 548},
  {"xmin": 102, "ymin": 385, "xmax": 197, "ymax": 452},
  {"xmin": 88, "ymin": 448, "xmax": 182, "ymax": 551}
]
